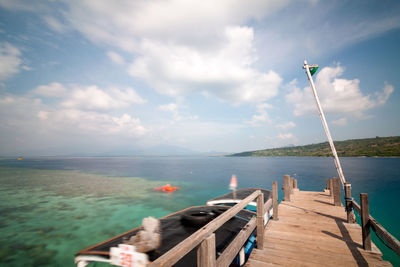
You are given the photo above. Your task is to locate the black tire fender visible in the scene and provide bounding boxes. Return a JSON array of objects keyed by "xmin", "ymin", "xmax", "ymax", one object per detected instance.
[
  {"xmin": 181, "ymin": 209, "xmax": 214, "ymax": 226},
  {"xmin": 212, "ymin": 206, "xmax": 228, "ymax": 215}
]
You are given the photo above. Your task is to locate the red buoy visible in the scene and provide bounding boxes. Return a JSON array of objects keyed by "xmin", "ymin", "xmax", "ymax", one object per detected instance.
[{"xmin": 154, "ymin": 184, "xmax": 180, "ymax": 192}]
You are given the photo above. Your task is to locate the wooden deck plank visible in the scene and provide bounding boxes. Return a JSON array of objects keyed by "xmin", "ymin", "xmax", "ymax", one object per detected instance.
[
  {"xmin": 245, "ymin": 259, "xmax": 280, "ymax": 267},
  {"xmin": 245, "ymin": 190, "xmax": 392, "ymax": 267}
]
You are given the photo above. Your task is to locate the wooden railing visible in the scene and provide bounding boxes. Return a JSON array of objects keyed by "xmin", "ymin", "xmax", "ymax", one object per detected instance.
[
  {"xmin": 351, "ymin": 194, "xmax": 400, "ymax": 256},
  {"xmin": 282, "ymin": 174, "xmax": 298, "ymax": 201},
  {"xmin": 325, "ymin": 178, "xmax": 400, "ymax": 256},
  {"xmin": 148, "ymin": 187, "xmax": 276, "ymax": 267}
]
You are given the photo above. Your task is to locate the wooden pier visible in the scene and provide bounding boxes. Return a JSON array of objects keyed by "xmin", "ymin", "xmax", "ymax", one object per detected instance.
[{"xmin": 246, "ymin": 188, "xmax": 392, "ymax": 267}]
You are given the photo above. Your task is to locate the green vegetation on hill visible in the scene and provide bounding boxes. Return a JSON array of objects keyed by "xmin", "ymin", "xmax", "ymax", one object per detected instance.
[{"xmin": 230, "ymin": 136, "xmax": 400, "ymax": 157}]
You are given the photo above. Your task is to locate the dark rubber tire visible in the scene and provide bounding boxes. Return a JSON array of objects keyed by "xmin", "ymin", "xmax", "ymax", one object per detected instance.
[
  {"xmin": 181, "ymin": 209, "xmax": 214, "ymax": 226},
  {"xmin": 212, "ymin": 206, "xmax": 228, "ymax": 215}
]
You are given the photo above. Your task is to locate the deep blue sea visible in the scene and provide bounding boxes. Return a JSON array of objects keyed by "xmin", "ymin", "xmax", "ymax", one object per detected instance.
[{"xmin": 0, "ymin": 156, "xmax": 399, "ymax": 266}]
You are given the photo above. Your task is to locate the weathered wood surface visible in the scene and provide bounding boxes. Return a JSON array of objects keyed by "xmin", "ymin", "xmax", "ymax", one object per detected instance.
[
  {"xmin": 149, "ymin": 190, "xmax": 262, "ymax": 267},
  {"xmin": 361, "ymin": 193, "xmax": 372, "ymax": 251},
  {"xmin": 369, "ymin": 214, "xmax": 400, "ymax": 256},
  {"xmin": 283, "ymin": 175, "xmax": 290, "ymax": 201},
  {"xmin": 257, "ymin": 193, "xmax": 265, "ymax": 249},
  {"xmin": 272, "ymin": 182, "xmax": 278, "ymax": 220},
  {"xmin": 332, "ymin": 177, "xmax": 341, "ymax": 206},
  {"xmin": 197, "ymin": 234, "xmax": 216, "ymax": 267},
  {"xmin": 246, "ymin": 190, "xmax": 392, "ymax": 267},
  {"xmin": 352, "ymin": 200, "xmax": 361, "ymax": 214},
  {"xmin": 344, "ymin": 182, "xmax": 356, "ymax": 223},
  {"xmin": 216, "ymin": 217, "xmax": 256, "ymax": 266}
]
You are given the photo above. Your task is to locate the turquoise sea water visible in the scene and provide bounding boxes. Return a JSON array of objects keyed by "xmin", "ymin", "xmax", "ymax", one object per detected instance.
[{"xmin": 0, "ymin": 157, "xmax": 399, "ymax": 266}]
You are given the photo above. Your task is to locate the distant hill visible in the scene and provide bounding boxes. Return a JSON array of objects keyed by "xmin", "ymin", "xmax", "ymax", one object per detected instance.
[{"xmin": 230, "ymin": 136, "xmax": 400, "ymax": 157}]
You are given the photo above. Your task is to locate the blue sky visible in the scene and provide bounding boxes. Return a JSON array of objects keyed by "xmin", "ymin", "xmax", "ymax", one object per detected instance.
[{"xmin": 0, "ymin": 0, "xmax": 399, "ymax": 156}]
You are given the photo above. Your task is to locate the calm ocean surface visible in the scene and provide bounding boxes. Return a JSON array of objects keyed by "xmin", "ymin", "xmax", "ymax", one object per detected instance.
[{"xmin": 0, "ymin": 156, "xmax": 399, "ymax": 266}]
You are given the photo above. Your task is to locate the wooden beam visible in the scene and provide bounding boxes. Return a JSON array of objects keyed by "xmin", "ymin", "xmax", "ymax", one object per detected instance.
[
  {"xmin": 149, "ymin": 190, "xmax": 261, "ymax": 267},
  {"xmin": 354, "ymin": 196, "xmax": 400, "ymax": 255},
  {"xmin": 332, "ymin": 177, "xmax": 341, "ymax": 206},
  {"xmin": 351, "ymin": 200, "xmax": 361, "ymax": 214},
  {"xmin": 369, "ymin": 214, "xmax": 400, "ymax": 256},
  {"xmin": 216, "ymin": 217, "xmax": 257, "ymax": 266},
  {"xmin": 360, "ymin": 193, "xmax": 371, "ymax": 251},
  {"xmin": 272, "ymin": 182, "xmax": 278, "ymax": 220},
  {"xmin": 257, "ymin": 193, "xmax": 265, "ymax": 249},
  {"xmin": 197, "ymin": 234, "xmax": 216, "ymax": 267},
  {"xmin": 290, "ymin": 177, "xmax": 294, "ymax": 194},
  {"xmin": 263, "ymin": 198, "xmax": 272, "ymax": 214},
  {"xmin": 344, "ymin": 183, "xmax": 356, "ymax": 223},
  {"xmin": 283, "ymin": 175, "xmax": 290, "ymax": 201}
]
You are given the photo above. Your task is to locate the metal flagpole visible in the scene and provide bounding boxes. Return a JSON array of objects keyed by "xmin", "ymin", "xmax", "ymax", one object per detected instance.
[{"xmin": 303, "ymin": 60, "xmax": 346, "ymax": 187}]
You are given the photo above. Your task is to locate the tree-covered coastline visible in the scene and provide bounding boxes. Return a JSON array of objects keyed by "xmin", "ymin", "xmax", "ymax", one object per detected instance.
[{"xmin": 229, "ymin": 136, "xmax": 400, "ymax": 157}]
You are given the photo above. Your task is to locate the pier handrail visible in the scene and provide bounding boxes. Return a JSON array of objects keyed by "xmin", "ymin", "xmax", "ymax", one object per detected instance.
[
  {"xmin": 351, "ymin": 197, "xmax": 400, "ymax": 256},
  {"xmin": 148, "ymin": 189, "xmax": 272, "ymax": 267},
  {"xmin": 325, "ymin": 178, "xmax": 400, "ymax": 256}
]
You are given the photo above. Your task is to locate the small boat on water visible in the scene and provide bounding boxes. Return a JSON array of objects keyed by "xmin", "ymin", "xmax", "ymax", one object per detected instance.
[{"xmin": 75, "ymin": 188, "xmax": 272, "ymax": 267}]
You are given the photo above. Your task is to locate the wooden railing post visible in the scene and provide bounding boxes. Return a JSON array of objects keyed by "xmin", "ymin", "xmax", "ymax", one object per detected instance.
[
  {"xmin": 290, "ymin": 177, "xmax": 296, "ymax": 194},
  {"xmin": 197, "ymin": 233, "xmax": 216, "ymax": 267},
  {"xmin": 361, "ymin": 193, "xmax": 371, "ymax": 251},
  {"xmin": 329, "ymin": 179, "xmax": 333, "ymax": 196},
  {"xmin": 326, "ymin": 179, "xmax": 330, "ymax": 191},
  {"xmin": 283, "ymin": 175, "xmax": 291, "ymax": 201},
  {"xmin": 344, "ymin": 183, "xmax": 356, "ymax": 223},
  {"xmin": 294, "ymin": 179, "xmax": 298, "ymax": 189},
  {"xmin": 332, "ymin": 177, "xmax": 341, "ymax": 206},
  {"xmin": 256, "ymin": 193, "xmax": 265, "ymax": 249},
  {"xmin": 290, "ymin": 177, "xmax": 294, "ymax": 194},
  {"xmin": 272, "ymin": 182, "xmax": 278, "ymax": 220}
]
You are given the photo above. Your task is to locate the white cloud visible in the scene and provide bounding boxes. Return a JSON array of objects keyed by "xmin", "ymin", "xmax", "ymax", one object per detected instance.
[
  {"xmin": 10, "ymin": 0, "xmax": 398, "ymax": 106},
  {"xmin": 21, "ymin": 65, "xmax": 32, "ymax": 71},
  {"xmin": 255, "ymin": 2, "xmax": 400, "ymax": 68},
  {"xmin": 286, "ymin": 65, "xmax": 394, "ymax": 117},
  {"xmin": 276, "ymin": 121, "xmax": 296, "ymax": 130},
  {"xmin": 277, "ymin": 133, "xmax": 294, "ymax": 140},
  {"xmin": 0, "ymin": 90, "xmax": 148, "ymax": 154},
  {"xmin": 375, "ymin": 82, "xmax": 394, "ymax": 105},
  {"xmin": 45, "ymin": 1, "xmax": 284, "ymax": 104},
  {"xmin": 3, "ymin": 1, "xmax": 400, "ymax": 74},
  {"xmin": 275, "ymin": 132, "xmax": 298, "ymax": 146},
  {"xmin": 0, "ymin": 82, "xmax": 149, "ymax": 154},
  {"xmin": 40, "ymin": 108, "xmax": 147, "ymax": 137},
  {"xmin": 33, "ymin": 82, "xmax": 68, "ymax": 97},
  {"xmin": 158, "ymin": 103, "xmax": 178, "ymax": 113},
  {"xmin": 110, "ymin": 114, "xmax": 147, "ymax": 136},
  {"xmin": 36, "ymin": 108, "xmax": 148, "ymax": 139},
  {"xmin": 61, "ymin": 0, "xmax": 291, "ymax": 51},
  {"xmin": 0, "ymin": 0, "xmax": 45, "ymax": 12},
  {"xmin": 33, "ymin": 83, "xmax": 146, "ymax": 111},
  {"xmin": 43, "ymin": 16, "xmax": 67, "ymax": 33},
  {"xmin": 158, "ymin": 102, "xmax": 181, "ymax": 121},
  {"xmin": 0, "ymin": 42, "xmax": 22, "ymax": 80},
  {"xmin": 158, "ymin": 102, "xmax": 199, "ymax": 122},
  {"xmin": 37, "ymin": 110, "xmax": 49, "ymax": 120},
  {"xmin": 107, "ymin": 51, "xmax": 125, "ymax": 65},
  {"xmin": 332, "ymin": 117, "xmax": 347, "ymax": 126},
  {"xmin": 61, "ymin": 85, "xmax": 145, "ymax": 111},
  {"xmin": 247, "ymin": 103, "xmax": 272, "ymax": 126},
  {"xmin": 129, "ymin": 26, "xmax": 282, "ymax": 103}
]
